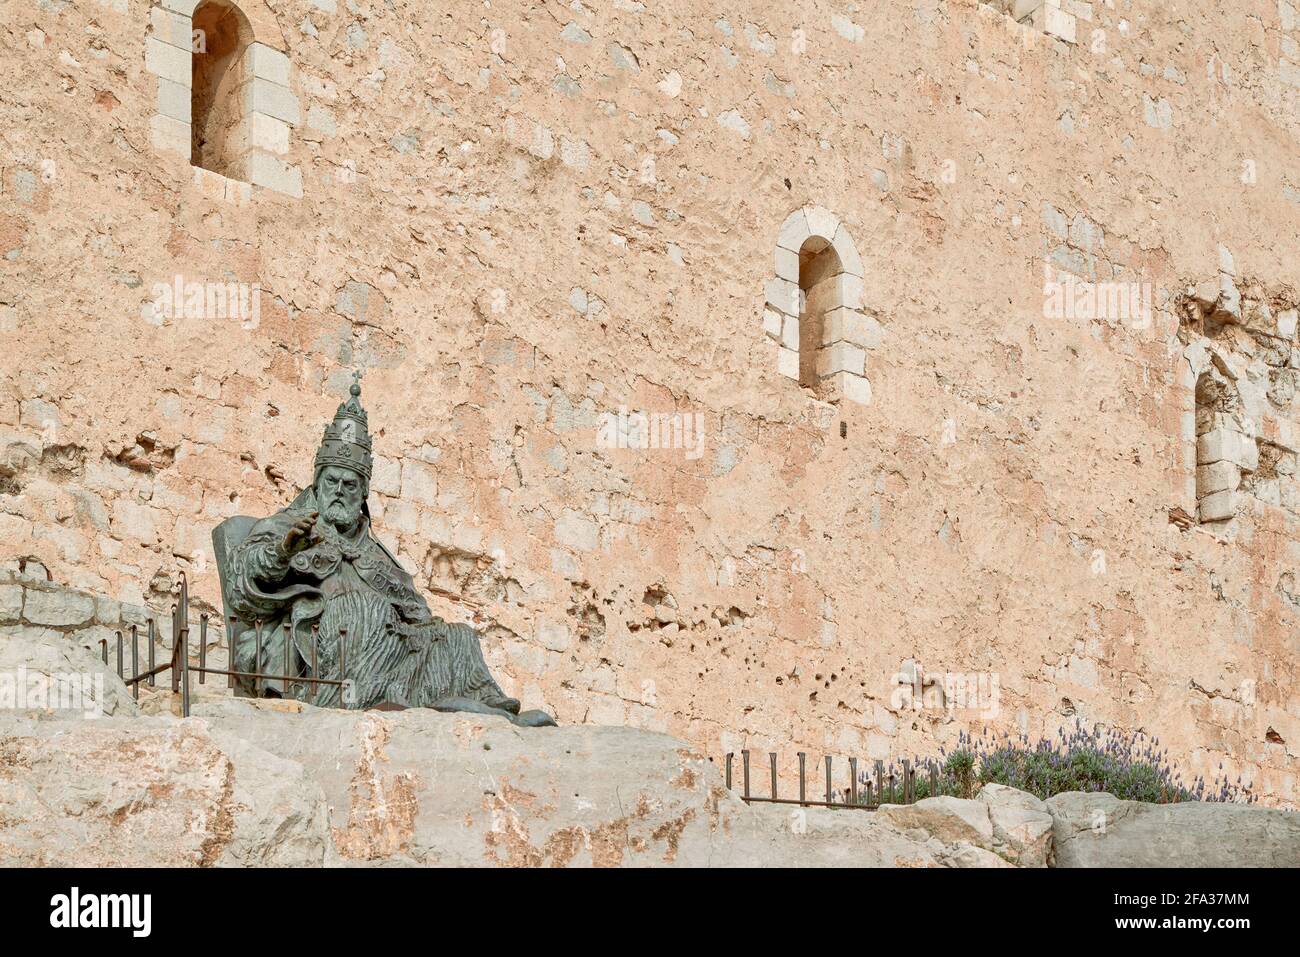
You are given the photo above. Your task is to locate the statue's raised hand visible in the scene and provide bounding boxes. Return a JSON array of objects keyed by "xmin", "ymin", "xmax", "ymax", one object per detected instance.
[{"xmin": 280, "ymin": 512, "xmax": 321, "ymax": 557}]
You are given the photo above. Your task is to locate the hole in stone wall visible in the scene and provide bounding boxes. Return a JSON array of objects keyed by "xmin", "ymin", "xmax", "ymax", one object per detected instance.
[
  {"xmin": 191, "ymin": 0, "xmax": 253, "ymax": 178},
  {"xmin": 797, "ymin": 238, "xmax": 841, "ymax": 392}
]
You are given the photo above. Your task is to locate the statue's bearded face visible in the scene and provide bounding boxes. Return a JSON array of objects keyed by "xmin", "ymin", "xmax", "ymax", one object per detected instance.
[{"xmin": 315, "ymin": 465, "xmax": 366, "ymax": 533}]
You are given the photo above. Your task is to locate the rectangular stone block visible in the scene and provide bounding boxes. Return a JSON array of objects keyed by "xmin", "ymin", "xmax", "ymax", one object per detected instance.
[
  {"xmin": 248, "ymin": 43, "xmax": 291, "ymax": 86},
  {"xmin": 831, "ymin": 224, "xmax": 864, "ymax": 277},
  {"xmin": 161, "ymin": 0, "xmax": 201, "ymax": 15},
  {"xmin": 781, "ymin": 315, "xmax": 799, "ymax": 351},
  {"xmin": 776, "ymin": 210, "xmax": 809, "ymax": 253},
  {"xmin": 1273, "ymin": 418, "xmax": 1296, "ymax": 453},
  {"xmin": 777, "ymin": 346, "xmax": 799, "ymax": 380},
  {"xmin": 804, "ymin": 206, "xmax": 839, "ymax": 241},
  {"xmin": 1198, "ymin": 490, "xmax": 1236, "ymax": 523},
  {"xmin": 23, "ymin": 585, "xmax": 95, "ymax": 627},
  {"xmin": 845, "ymin": 373, "xmax": 872, "ymax": 406},
  {"xmin": 150, "ymin": 114, "xmax": 190, "ymax": 157},
  {"xmin": 833, "ymin": 272, "xmax": 864, "ymax": 310},
  {"xmin": 827, "ymin": 372, "xmax": 872, "ymax": 406},
  {"xmin": 816, "ymin": 341, "xmax": 866, "ymax": 377},
  {"xmin": 150, "ymin": 7, "xmax": 194, "ymax": 50},
  {"xmin": 248, "ymin": 111, "xmax": 290, "ymax": 154},
  {"xmin": 244, "ymin": 77, "xmax": 300, "ymax": 125},
  {"xmin": 774, "ymin": 245, "xmax": 799, "ymax": 283},
  {"xmin": 765, "ymin": 276, "xmax": 800, "ymax": 317},
  {"xmin": 762, "ymin": 308, "xmax": 782, "ymax": 340},
  {"xmin": 156, "ymin": 77, "xmax": 191, "ymax": 123},
  {"xmin": 1198, "ymin": 429, "xmax": 1255, "ymax": 470},
  {"xmin": 1044, "ymin": 4, "xmax": 1076, "ymax": 43},
  {"xmin": 1197, "ymin": 460, "xmax": 1240, "ymax": 496},
  {"xmin": 144, "ymin": 36, "xmax": 190, "ymax": 85},
  {"xmin": 824, "ymin": 308, "xmax": 882, "ymax": 350},
  {"xmin": 246, "ymin": 150, "xmax": 303, "ymax": 198},
  {"xmin": 0, "ymin": 583, "xmax": 21, "ymax": 624}
]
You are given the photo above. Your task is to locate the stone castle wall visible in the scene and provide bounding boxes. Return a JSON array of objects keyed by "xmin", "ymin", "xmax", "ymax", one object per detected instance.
[{"xmin": 2, "ymin": 0, "xmax": 1298, "ymax": 803}]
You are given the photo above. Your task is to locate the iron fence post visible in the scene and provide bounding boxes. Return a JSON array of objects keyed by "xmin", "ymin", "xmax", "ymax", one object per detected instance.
[
  {"xmin": 130, "ymin": 625, "xmax": 139, "ymax": 700},
  {"xmin": 199, "ymin": 615, "xmax": 208, "ymax": 685}
]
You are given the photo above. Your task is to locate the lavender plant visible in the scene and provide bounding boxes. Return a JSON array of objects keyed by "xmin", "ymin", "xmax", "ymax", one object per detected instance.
[{"xmin": 854, "ymin": 721, "xmax": 1254, "ymax": 806}]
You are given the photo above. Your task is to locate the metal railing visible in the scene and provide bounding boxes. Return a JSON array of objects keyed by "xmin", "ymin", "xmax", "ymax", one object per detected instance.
[
  {"xmin": 98, "ymin": 572, "xmax": 351, "ymax": 717},
  {"xmin": 725, "ymin": 750, "xmax": 940, "ymax": 809}
]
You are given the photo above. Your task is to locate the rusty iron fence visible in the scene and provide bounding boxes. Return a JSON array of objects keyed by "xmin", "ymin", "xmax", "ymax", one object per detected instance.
[
  {"xmin": 725, "ymin": 750, "xmax": 942, "ymax": 809},
  {"xmin": 97, "ymin": 572, "xmax": 350, "ymax": 717}
]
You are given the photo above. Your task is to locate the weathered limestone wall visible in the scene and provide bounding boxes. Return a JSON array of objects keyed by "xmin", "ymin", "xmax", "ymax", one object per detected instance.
[
  {"xmin": 2, "ymin": 1, "xmax": 1298, "ymax": 804},
  {"xmin": 0, "ymin": 557, "xmax": 230, "ymax": 689}
]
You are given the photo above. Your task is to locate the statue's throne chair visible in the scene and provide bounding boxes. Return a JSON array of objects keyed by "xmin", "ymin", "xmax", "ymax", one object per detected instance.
[
  {"xmin": 211, "ymin": 516, "xmax": 260, "ymax": 695},
  {"xmin": 211, "ymin": 516, "xmax": 258, "ymax": 624},
  {"xmin": 209, "ymin": 514, "xmax": 365, "ymax": 705}
]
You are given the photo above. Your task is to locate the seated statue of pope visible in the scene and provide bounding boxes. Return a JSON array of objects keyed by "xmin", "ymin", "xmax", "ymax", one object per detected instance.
[{"xmin": 214, "ymin": 375, "xmax": 555, "ymax": 727}]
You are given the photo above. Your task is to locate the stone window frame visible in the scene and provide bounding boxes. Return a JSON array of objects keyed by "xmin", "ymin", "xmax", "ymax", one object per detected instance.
[
  {"xmin": 762, "ymin": 206, "xmax": 876, "ymax": 406},
  {"xmin": 1182, "ymin": 342, "xmax": 1258, "ymax": 524},
  {"xmin": 981, "ymin": 1, "xmax": 1090, "ymax": 45},
  {"xmin": 145, "ymin": 0, "xmax": 303, "ymax": 199}
]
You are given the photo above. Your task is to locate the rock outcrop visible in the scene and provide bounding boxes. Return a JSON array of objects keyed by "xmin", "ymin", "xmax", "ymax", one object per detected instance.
[
  {"xmin": 1046, "ymin": 791, "xmax": 1300, "ymax": 867},
  {"xmin": 0, "ymin": 697, "xmax": 952, "ymax": 867},
  {"xmin": 978, "ymin": 782, "xmax": 1056, "ymax": 867},
  {"xmin": 0, "ymin": 620, "xmax": 138, "ymax": 720},
  {"xmin": 0, "ymin": 715, "xmax": 331, "ymax": 867},
  {"xmin": 0, "ymin": 630, "xmax": 1294, "ymax": 867}
]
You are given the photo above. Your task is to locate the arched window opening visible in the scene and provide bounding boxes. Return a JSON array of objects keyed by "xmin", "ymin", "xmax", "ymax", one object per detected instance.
[
  {"xmin": 1194, "ymin": 367, "xmax": 1254, "ymax": 523},
  {"xmin": 763, "ymin": 206, "xmax": 873, "ymax": 406},
  {"xmin": 798, "ymin": 238, "xmax": 842, "ymax": 392},
  {"xmin": 191, "ymin": 0, "xmax": 254, "ymax": 178}
]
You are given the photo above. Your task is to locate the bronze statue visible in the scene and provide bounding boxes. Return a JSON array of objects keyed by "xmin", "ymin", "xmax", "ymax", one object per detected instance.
[{"xmin": 212, "ymin": 373, "xmax": 555, "ymax": 727}]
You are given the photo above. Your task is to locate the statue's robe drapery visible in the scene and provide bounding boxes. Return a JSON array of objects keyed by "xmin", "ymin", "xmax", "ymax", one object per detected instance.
[{"xmin": 223, "ymin": 486, "xmax": 515, "ymax": 712}]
